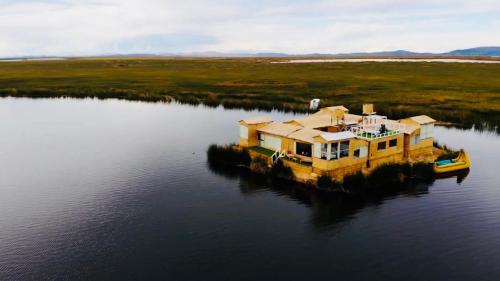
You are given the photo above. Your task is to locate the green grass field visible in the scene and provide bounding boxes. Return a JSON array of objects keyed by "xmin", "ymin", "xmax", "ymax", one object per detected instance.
[{"xmin": 1, "ymin": 58, "xmax": 499, "ymax": 131}]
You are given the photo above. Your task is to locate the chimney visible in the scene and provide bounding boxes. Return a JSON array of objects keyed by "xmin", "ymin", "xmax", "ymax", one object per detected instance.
[{"xmin": 362, "ymin": 104, "xmax": 376, "ymax": 115}]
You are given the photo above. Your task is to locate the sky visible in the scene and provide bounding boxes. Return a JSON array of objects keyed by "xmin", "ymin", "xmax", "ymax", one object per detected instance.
[{"xmin": 0, "ymin": 0, "xmax": 499, "ymax": 57}]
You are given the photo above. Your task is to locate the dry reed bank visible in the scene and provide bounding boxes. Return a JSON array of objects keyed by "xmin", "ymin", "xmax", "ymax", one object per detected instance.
[{"xmin": 1, "ymin": 57, "xmax": 499, "ymax": 131}]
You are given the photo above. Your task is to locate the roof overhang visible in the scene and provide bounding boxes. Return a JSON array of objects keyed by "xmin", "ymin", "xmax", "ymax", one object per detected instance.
[{"xmin": 314, "ymin": 131, "xmax": 356, "ymax": 143}]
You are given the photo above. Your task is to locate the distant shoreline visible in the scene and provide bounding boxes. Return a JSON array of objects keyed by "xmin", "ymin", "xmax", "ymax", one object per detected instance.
[
  {"xmin": 274, "ymin": 58, "xmax": 500, "ymax": 64},
  {"xmin": 0, "ymin": 58, "xmax": 498, "ymax": 132},
  {"xmin": 0, "ymin": 57, "xmax": 65, "ymax": 62}
]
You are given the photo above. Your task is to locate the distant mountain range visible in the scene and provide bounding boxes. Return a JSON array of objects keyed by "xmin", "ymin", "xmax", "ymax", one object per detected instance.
[
  {"xmin": 2, "ymin": 46, "xmax": 500, "ymax": 60},
  {"xmin": 104, "ymin": 47, "xmax": 500, "ymax": 58},
  {"xmin": 334, "ymin": 47, "xmax": 500, "ymax": 57}
]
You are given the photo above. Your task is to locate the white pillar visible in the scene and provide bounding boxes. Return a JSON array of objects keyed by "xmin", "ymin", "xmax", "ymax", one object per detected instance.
[{"xmin": 326, "ymin": 142, "xmax": 331, "ymax": 160}]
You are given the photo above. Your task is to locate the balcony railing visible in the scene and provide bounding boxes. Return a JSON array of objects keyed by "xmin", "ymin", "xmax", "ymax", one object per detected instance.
[{"xmin": 350, "ymin": 122, "xmax": 405, "ymax": 140}]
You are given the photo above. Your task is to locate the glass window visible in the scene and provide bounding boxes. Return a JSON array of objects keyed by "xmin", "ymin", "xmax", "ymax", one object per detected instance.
[
  {"xmin": 339, "ymin": 141, "xmax": 350, "ymax": 158},
  {"xmin": 354, "ymin": 148, "xmax": 360, "ymax": 158},
  {"xmin": 412, "ymin": 134, "xmax": 420, "ymax": 145},
  {"xmin": 389, "ymin": 139, "xmax": 397, "ymax": 147},
  {"xmin": 330, "ymin": 142, "xmax": 338, "ymax": 160},
  {"xmin": 296, "ymin": 142, "xmax": 312, "ymax": 157},
  {"xmin": 321, "ymin": 143, "xmax": 328, "ymax": 159},
  {"xmin": 377, "ymin": 141, "xmax": 386, "ymax": 150}
]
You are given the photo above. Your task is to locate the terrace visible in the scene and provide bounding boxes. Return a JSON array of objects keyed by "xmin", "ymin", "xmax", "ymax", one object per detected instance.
[
  {"xmin": 352, "ymin": 129, "xmax": 401, "ymax": 140},
  {"xmin": 249, "ymin": 146, "xmax": 313, "ymax": 166},
  {"xmin": 350, "ymin": 115, "xmax": 406, "ymax": 140}
]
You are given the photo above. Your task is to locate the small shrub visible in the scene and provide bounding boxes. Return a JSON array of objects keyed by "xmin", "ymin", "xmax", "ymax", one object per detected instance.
[
  {"xmin": 400, "ymin": 162, "xmax": 412, "ymax": 178},
  {"xmin": 270, "ymin": 159, "xmax": 294, "ymax": 181},
  {"xmin": 207, "ymin": 144, "xmax": 251, "ymax": 167},
  {"xmin": 203, "ymin": 93, "xmax": 220, "ymax": 107},
  {"xmin": 342, "ymin": 171, "xmax": 367, "ymax": 194},
  {"xmin": 367, "ymin": 163, "xmax": 405, "ymax": 188},
  {"xmin": 412, "ymin": 162, "xmax": 435, "ymax": 183},
  {"xmin": 250, "ymin": 156, "xmax": 270, "ymax": 174},
  {"xmin": 436, "ymin": 150, "xmax": 459, "ymax": 161},
  {"xmin": 317, "ymin": 175, "xmax": 341, "ymax": 190}
]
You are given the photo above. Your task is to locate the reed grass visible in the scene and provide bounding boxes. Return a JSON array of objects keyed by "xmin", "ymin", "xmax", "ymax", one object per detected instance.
[
  {"xmin": 270, "ymin": 159, "xmax": 294, "ymax": 181},
  {"xmin": 342, "ymin": 162, "xmax": 434, "ymax": 194},
  {"xmin": 316, "ymin": 175, "xmax": 342, "ymax": 191},
  {"xmin": 206, "ymin": 144, "xmax": 251, "ymax": 167},
  {"xmin": 0, "ymin": 58, "xmax": 499, "ymax": 131}
]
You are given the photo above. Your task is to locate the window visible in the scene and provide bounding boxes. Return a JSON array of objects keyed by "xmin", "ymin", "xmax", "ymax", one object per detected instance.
[
  {"xmin": 339, "ymin": 141, "xmax": 350, "ymax": 158},
  {"xmin": 330, "ymin": 142, "xmax": 338, "ymax": 160},
  {"xmin": 296, "ymin": 142, "xmax": 312, "ymax": 157},
  {"xmin": 354, "ymin": 148, "xmax": 360, "ymax": 158},
  {"xmin": 412, "ymin": 134, "xmax": 420, "ymax": 145},
  {"xmin": 239, "ymin": 125, "xmax": 248, "ymax": 139},
  {"xmin": 321, "ymin": 143, "xmax": 328, "ymax": 159},
  {"xmin": 377, "ymin": 141, "xmax": 386, "ymax": 150},
  {"xmin": 357, "ymin": 146, "xmax": 368, "ymax": 158},
  {"xmin": 420, "ymin": 124, "xmax": 434, "ymax": 139},
  {"xmin": 327, "ymin": 141, "xmax": 351, "ymax": 160},
  {"xmin": 262, "ymin": 134, "xmax": 281, "ymax": 151},
  {"xmin": 389, "ymin": 139, "xmax": 397, "ymax": 147}
]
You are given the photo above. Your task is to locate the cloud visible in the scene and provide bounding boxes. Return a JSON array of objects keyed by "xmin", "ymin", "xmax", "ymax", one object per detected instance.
[{"xmin": 0, "ymin": 0, "xmax": 499, "ymax": 56}]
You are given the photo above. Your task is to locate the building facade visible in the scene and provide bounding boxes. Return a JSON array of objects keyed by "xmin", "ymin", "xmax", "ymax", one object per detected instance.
[{"xmin": 239, "ymin": 105, "xmax": 435, "ymax": 181}]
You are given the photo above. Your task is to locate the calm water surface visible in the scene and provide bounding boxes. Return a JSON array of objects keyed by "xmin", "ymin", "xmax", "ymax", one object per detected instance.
[{"xmin": 0, "ymin": 98, "xmax": 499, "ymax": 280}]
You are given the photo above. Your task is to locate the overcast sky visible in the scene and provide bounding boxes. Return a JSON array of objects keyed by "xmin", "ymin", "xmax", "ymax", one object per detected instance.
[{"xmin": 1, "ymin": 0, "xmax": 499, "ymax": 57}]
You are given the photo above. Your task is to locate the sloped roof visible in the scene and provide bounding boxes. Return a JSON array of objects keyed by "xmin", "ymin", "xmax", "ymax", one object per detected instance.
[
  {"xmin": 402, "ymin": 125, "xmax": 419, "ymax": 134},
  {"xmin": 240, "ymin": 116, "xmax": 273, "ymax": 125},
  {"xmin": 288, "ymin": 128, "xmax": 323, "ymax": 144},
  {"xmin": 316, "ymin": 131, "xmax": 356, "ymax": 142},
  {"xmin": 286, "ymin": 114, "xmax": 339, "ymax": 128},
  {"xmin": 324, "ymin": 105, "xmax": 349, "ymax": 112},
  {"xmin": 258, "ymin": 122, "xmax": 302, "ymax": 137},
  {"xmin": 311, "ymin": 110, "xmax": 331, "ymax": 117},
  {"xmin": 344, "ymin": 113, "xmax": 362, "ymax": 124},
  {"xmin": 384, "ymin": 119, "xmax": 419, "ymax": 134},
  {"xmin": 410, "ymin": 115, "xmax": 436, "ymax": 124}
]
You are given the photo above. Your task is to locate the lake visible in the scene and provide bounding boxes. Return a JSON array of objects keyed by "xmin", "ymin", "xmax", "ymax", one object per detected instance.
[{"xmin": 0, "ymin": 98, "xmax": 499, "ymax": 280}]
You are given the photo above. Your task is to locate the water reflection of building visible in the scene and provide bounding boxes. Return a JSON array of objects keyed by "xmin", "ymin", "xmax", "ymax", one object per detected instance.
[{"xmin": 207, "ymin": 160, "xmax": 435, "ymax": 230}]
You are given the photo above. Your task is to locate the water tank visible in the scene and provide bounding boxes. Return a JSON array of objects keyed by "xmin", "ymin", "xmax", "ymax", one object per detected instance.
[{"xmin": 309, "ymin": 99, "xmax": 320, "ymax": 110}]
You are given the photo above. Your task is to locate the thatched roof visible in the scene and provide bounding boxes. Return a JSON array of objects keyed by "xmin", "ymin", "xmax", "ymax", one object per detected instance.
[
  {"xmin": 410, "ymin": 115, "xmax": 436, "ymax": 125},
  {"xmin": 240, "ymin": 116, "xmax": 273, "ymax": 125},
  {"xmin": 258, "ymin": 122, "xmax": 302, "ymax": 137}
]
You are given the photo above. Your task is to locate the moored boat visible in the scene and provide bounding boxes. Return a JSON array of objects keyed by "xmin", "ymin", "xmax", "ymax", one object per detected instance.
[{"xmin": 434, "ymin": 149, "xmax": 471, "ymax": 174}]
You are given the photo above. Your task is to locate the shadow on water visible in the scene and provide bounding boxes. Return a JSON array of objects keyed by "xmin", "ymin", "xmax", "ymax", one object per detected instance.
[
  {"xmin": 206, "ymin": 160, "xmax": 460, "ymax": 231},
  {"xmin": 434, "ymin": 169, "xmax": 470, "ymax": 184}
]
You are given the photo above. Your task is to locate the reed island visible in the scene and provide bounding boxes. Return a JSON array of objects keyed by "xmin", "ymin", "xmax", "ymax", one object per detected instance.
[{"xmin": 237, "ymin": 103, "xmax": 440, "ymax": 184}]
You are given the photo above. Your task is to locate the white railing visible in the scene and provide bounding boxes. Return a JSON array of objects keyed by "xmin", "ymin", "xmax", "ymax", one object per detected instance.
[
  {"xmin": 350, "ymin": 121, "xmax": 405, "ymax": 140},
  {"xmin": 271, "ymin": 149, "xmax": 286, "ymax": 164}
]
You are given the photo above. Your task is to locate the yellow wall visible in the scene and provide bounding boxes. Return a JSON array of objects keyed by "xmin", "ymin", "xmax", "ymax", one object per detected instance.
[
  {"xmin": 408, "ymin": 137, "xmax": 434, "ymax": 159},
  {"xmin": 314, "ymin": 163, "xmax": 366, "ymax": 181},
  {"xmin": 312, "ymin": 138, "xmax": 368, "ymax": 177},
  {"xmin": 283, "ymin": 160, "xmax": 314, "ymax": 183},
  {"xmin": 281, "ymin": 137, "xmax": 295, "ymax": 153},
  {"xmin": 366, "ymin": 134, "xmax": 405, "ymax": 168},
  {"xmin": 238, "ymin": 121, "xmax": 270, "ymax": 147}
]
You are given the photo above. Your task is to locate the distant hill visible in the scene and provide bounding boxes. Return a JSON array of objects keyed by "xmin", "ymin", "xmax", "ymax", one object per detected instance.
[
  {"xmin": 307, "ymin": 47, "xmax": 500, "ymax": 57},
  {"xmin": 3, "ymin": 46, "xmax": 500, "ymax": 60},
  {"xmin": 333, "ymin": 50, "xmax": 432, "ymax": 57},
  {"xmin": 163, "ymin": 46, "xmax": 500, "ymax": 58},
  {"xmin": 444, "ymin": 47, "xmax": 500, "ymax": 56}
]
